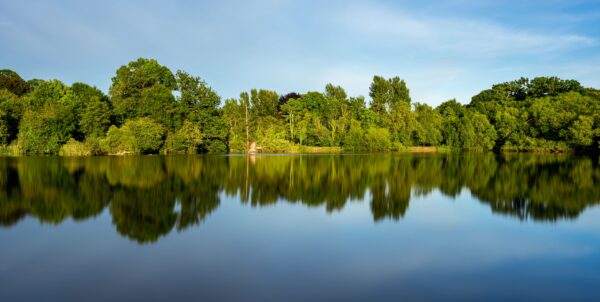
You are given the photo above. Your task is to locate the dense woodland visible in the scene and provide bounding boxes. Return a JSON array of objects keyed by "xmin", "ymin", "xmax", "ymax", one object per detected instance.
[{"xmin": 0, "ymin": 58, "xmax": 599, "ymax": 155}]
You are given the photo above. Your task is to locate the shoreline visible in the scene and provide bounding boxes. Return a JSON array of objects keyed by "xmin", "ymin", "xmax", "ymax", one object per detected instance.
[{"xmin": 1, "ymin": 145, "xmax": 593, "ymax": 156}]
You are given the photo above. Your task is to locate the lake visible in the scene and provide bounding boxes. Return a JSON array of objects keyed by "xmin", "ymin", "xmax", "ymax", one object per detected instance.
[{"xmin": 1, "ymin": 153, "xmax": 599, "ymax": 301}]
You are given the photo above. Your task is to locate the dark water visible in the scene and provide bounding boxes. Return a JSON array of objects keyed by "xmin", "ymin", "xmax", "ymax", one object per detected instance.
[{"xmin": 1, "ymin": 153, "xmax": 599, "ymax": 301}]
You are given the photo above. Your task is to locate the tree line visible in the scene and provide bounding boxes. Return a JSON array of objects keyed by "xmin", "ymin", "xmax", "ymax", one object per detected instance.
[{"xmin": 1, "ymin": 58, "xmax": 599, "ymax": 155}]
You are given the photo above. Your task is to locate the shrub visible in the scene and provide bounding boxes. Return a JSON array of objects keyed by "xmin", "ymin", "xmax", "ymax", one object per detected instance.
[
  {"xmin": 59, "ymin": 138, "xmax": 92, "ymax": 156},
  {"xmin": 343, "ymin": 120, "xmax": 366, "ymax": 150},
  {"xmin": 168, "ymin": 121, "xmax": 203, "ymax": 154},
  {"xmin": 101, "ymin": 118, "xmax": 165, "ymax": 154},
  {"xmin": 256, "ymin": 120, "xmax": 292, "ymax": 152},
  {"xmin": 365, "ymin": 127, "xmax": 391, "ymax": 150},
  {"xmin": 17, "ymin": 105, "xmax": 75, "ymax": 154}
]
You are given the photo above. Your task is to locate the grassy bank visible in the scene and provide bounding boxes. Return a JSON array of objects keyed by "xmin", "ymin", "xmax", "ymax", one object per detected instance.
[{"xmin": 0, "ymin": 143, "xmax": 586, "ymax": 156}]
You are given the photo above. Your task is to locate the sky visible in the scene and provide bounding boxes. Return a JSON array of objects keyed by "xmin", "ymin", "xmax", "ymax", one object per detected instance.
[{"xmin": 1, "ymin": 0, "xmax": 600, "ymax": 106}]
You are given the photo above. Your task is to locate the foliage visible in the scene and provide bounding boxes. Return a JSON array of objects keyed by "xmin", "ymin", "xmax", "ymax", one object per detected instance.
[
  {"xmin": 80, "ymin": 96, "xmax": 112, "ymax": 138},
  {"xmin": 369, "ymin": 75, "xmax": 411, "ymax": 115},
  {"xmin": 364, "ymin": 127, "xmax": 392, "ymax": 150},
  {"xmin": 0, "ymin": 69, "xmax": 30, "ymax": 96},
  {"xmin": 59, "ymin": 138, "xmax": 93, "ymax": 156},
  {"xmin": 101, "ymin": 118, "xmax": 165, "ymax": 154},
  {"xmin": 1, "ymin": 60, "xmax": 598, "ymax": 155},
  {"xmin": 18, "ymin": 103, "xmax": 75, "ymax": 154},
  {"xmin": 413, "ymin": 103, "xmax": 442, "ymax": 146},
  {"xmin": 109, "ymin": 58, "xmax": 177, "ymax": 125},
  {"xmin": 166, "ymin": 120, "xmax": 203, "ymax": 154}
]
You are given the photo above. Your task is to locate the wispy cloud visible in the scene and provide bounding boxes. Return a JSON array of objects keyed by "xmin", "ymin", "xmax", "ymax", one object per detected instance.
[
  {"xmin": 334, "ymin": 3, "xmax": 595, "ymax": 56},
  {"xmin": 1, "ymin": 0, "xmax": 599, "ymax": 106}
]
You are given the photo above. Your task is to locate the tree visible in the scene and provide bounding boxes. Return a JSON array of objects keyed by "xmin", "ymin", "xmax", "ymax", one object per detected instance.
[
  {"xmin": 387, "ymin": 101, "xmax": 415, "ymax": 145},
  {"xmin": 176, "ymin": 70, "xmax": 227, "ymax": 152},
  {"xmin": 296, "ymin": 112, "xmax": 310, "ymax": 145},
  {"xmin": 169, "ymin": 120, "xmax": 203, "ymax": 153},
  {"xmin": 250, "ymin": 89, "xmax": 279, "ymax": 117},
  {"xmin": 494, "ymin": 107, "xmax": 523, "ymax": 148},
  {"xmin": 101, "ymin": 118, "xmax": 165, "ymax": 154},
  {"xmin": 369, "ymin": 75, "xmax": 411, "ymax": 115},
  {"xmin": 18, "ymin": 103, "xmax": 74, "ymax": 154},
  {"xmin": 325, "ymin": 83, "xmax": 347, "ymax": 101},
  {"xmin": 343, "ymin": 120, "xmax": 366, "ymax": 150},
  {"xmin": 364, "ymin": 127, "xmax": 391, "ymax": 150},
  {"xmin": 0, "ymin": 69, "xmax": 30, "ymax": 96},
  {"xmin": 223, "ymin": 98, "xmax": 245, "ymax": 152},
  {"xmin": 528, "ymin": 77, "xmax": 583, "ymax": 98},
  {"xmin": 437, "ymin": 99, "xmax": 465, "ymax": 147},
  {"xmin": 464, "ymin": 112, "xmax": 497, "ymax": 150},
  {"xmin": 0, "ymin": 109, "xmax": 10, "ymax": 145},
  {"xmin": 109, "ymin": 58, "xmax": 177, "ymax": 125},
  {"xmin": 567, "ymin": 116, "xmax": 594, "ymax": 147},
  {"xmin": 413, "ymin": 103, "xmax": 442, "ymax": 146},
  {"xmin": 0, "ymin": 89, "xmax": 23, "ymax": 143},
  {"xmin": 278, "ymin": 92, "xmax": 301, "ymax": 113},
  {"xmin": 240, "ymin": 92, "xmax": 251, "ymax": 148},
  {"xmin": 80, "ymin": 97, "xmax": 112, "ymax": 138},
  {"xmin": 25, "ymin": 79, "xmax": 71, "ymax": 109}
]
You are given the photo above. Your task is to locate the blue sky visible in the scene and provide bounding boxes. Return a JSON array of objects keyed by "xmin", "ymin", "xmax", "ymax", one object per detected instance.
[{"xmin": 1, "ymin": 0, "xmax": 599, "ymax": 106}]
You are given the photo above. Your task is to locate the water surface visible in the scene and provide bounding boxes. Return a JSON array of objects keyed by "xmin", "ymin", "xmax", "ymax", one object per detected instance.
[{"xmin": 1, "ymin": 153, "xmax": 599, "ymax": 301}]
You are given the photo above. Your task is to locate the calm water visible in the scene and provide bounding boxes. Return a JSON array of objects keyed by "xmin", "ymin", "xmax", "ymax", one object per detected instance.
[{"xmin": 1, "ymin": 153, "xmax": 599, "ymax": 301}]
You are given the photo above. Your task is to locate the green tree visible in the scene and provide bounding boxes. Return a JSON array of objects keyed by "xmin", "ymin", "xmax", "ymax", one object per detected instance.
[
  {"xmin": 0, "ymin": 89, "xmax": 23, "ymax": 143},
  {"xmin": 101, "ymin": 118, "xmax": 165, "ymax": 154},
  {"xmin": 465, "ymin": 112, "xmax": 498, "ymax": 150},
  {"xmin": 437, "ymin": 99, "xmax": 464, "ymax": 147},
  {"xmin": 364, "ymin": 127, "xmax": 391, "ymax": 150},
  {"xmin": 109, "ymin": 58, "xmax": 177, "ymax": 125},
  {"xmin": 169, "ymin": 120, "xmax": 203, "ymax": 154},
  {"xmin": 567, "ymin": 115, "xmax": 594, "ymax": 147},
  {"xmin": 413, "ymin": 103, "xmax": 442, "ymax": 146},
  {"xmin": 176, "ymin": 71, "xmax": 227, "ymax": 152},
  {"xmin": 325, "ymin": 83, "xmax": 347, "ymax": 101},
  {"xmin": 369, "ymin": 75, "xmax": 411, "ymax": 115},
  {"xmin": 80, "ymin": 97, "xmax": 112, "ymax": 138},
  {"xmin": 250, "ymin": 89, "xmax": 279, "ymax": 117},
  {"xmin": 0, "ymin": 109, "xmax": 10, "ymax": 145},
  {"xmin": 343, "ymin": 120, "xmax": 366, "ymax": 150},
  {"xmin": 18, "ymin": 103, "xmax": 74, "ymax": 154},
  {"xmin": 0, "ymin": 69, "xmax": 30, "ymax": 96},
  {"xmin": 223, "ymin": 98, "xmax": 246, "ymax": 152}
]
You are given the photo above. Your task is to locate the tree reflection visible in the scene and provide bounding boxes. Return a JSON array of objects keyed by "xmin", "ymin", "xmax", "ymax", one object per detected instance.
[{"xmin": 0, "ymin": 153, "xmax": 598, "ymax": 243}]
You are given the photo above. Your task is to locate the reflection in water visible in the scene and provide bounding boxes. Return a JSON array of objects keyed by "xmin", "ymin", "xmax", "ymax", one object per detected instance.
[{"xmin": 0, "ymin": 154, "xmax": 598, "ymax": 243}]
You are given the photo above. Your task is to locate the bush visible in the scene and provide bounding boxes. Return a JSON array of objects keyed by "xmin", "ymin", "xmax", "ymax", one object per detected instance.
[
  {"xmin": 343, "ymin": 120, "xmax": 366, "ymax": 150},
  {"xmin": 256, "ymin": 120, "xmax": 292, "ymax": 152},
  {"xmin": 202, "ymin": 139, "xmax": 228, "ymax": 153},
  {"xmin": 164, "ymin": 121, "xmax": 203, "ymax": 154},
  {"xmin": 18, "ymin": 105, "xmax": 75, "ymax": 154},
  {"xmin": 0, "ymin": 143, "xmax": 21, "ymax": 156},
  {"xmin": 0, "ymin": 108, "xmax": 10, "ymax": 145},
  {"xmin": 59, "ymin": 138, "xmax": 92, "ymax": 156},
  {"xmin": 101, "ymin": 118, "xmax": 165, "ymax": 154},
  {"xmin": 365, "ymin": 127, "xmax": 391, "ymax": 150}
]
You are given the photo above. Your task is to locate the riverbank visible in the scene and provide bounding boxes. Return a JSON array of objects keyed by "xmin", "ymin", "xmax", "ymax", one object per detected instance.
[{"xmin": 1, "ymin": 144, "xmax": 589, "ymax": 156}]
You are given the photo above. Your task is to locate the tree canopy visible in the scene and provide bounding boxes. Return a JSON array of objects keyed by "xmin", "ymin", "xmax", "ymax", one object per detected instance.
[{"xmin": 0, "ymin": 60, "xmax": 597, "ymax": 155}]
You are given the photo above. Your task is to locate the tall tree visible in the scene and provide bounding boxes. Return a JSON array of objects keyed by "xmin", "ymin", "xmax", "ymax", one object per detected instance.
[
  {"xmin": 109, "ymin": 58, "xmax": 177, "ymax": 125},
  {"xmin": 176, "ymin": 71, "xmax": 227, "ymax": 152},
  {"xmin": 369, "ymin": 75, "xmax": 411, "ymax": 114}
]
